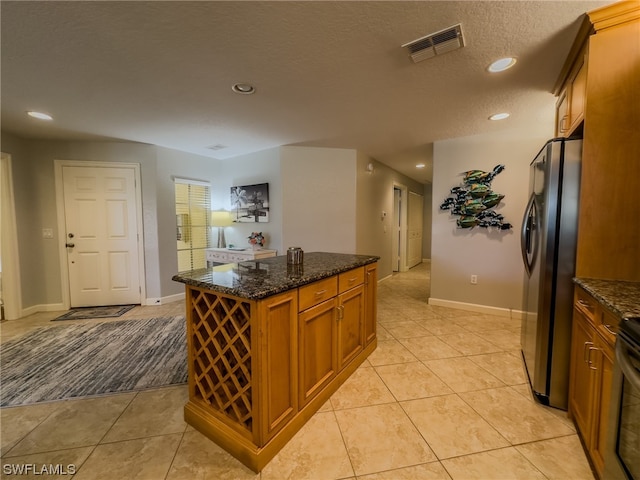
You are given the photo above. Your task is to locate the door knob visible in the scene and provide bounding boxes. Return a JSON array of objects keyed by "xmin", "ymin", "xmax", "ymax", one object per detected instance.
[{"xmin": 66, "ymin": 243, "xmax": 75, "ymax": 248}]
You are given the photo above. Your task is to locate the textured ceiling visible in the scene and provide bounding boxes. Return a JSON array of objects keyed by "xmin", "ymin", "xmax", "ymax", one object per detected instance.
[{"xmin": 1, "ymin": 1, "xmax": 612, "ymax": 183}]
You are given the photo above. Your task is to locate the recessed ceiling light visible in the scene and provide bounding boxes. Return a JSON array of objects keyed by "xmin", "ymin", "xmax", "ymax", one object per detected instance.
[
  {"xmin": 489, "ymin": 112, "xmax": 510, "ymax": 121},
  {"xmin": 232, "ymin": 83, "xmax": 255, "ymax": 95},
  {"xmin": 488, "ymin": 57, "xmax": 517, "ymax": 73},
  {"xmin": 27, "ymin": 111, "xmax": 53, "ymax": 120},
  {"xmin": 416, "ymin": 163, "xmax": 426, "ymax": 169}
]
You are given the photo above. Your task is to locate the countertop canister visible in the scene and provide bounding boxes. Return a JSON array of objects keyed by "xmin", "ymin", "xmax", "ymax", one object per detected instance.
[{"xmin": 287, "ymin": 247, "xmax": 303, "ymax": 265}]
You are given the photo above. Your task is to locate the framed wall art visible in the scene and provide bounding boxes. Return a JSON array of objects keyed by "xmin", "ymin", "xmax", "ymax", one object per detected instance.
[{"xmin": 230, "ymin": 183, "xmax": 270, "ymax": 223}]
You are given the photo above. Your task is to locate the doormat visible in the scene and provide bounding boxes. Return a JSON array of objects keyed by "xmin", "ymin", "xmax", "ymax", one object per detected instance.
[{"xmin": 53, "ymin": 304, "xmax": 137, "ymax": 321}]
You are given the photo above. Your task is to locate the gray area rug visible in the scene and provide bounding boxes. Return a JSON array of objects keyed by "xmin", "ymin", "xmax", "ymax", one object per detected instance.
[
  {"xmin": 53, "ymin": 304, "xmax": 136, "ymax": 321},
  {"xmin": 0, "ymin": 316, "xmax": 187, "ymax": 407}
]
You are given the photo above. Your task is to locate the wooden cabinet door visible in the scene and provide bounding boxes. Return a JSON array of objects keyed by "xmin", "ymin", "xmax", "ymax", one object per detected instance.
[
  {"xmin": 256, "ymin": 290, "xmax": 298, "ymax": 444},
  {"xmin": 364, "ymin": 263, "xmax": 377, "ymax": 345},
  {"xmin": 298, "ymin": 298, "xmax": 338, "ymax": 406},
  {"xmin": 556, "ymin": 89, "xmax": 569, "ymax": 137},
  {"xmin": 568, "ymin": 307, "xmax": 596, "ymax": 443},
  {"xmin": 590, "ymin": 333, "xmax": 614, "ymax": 477},
  {"xmin": 568, "ymin": 54, "xmax": 587, "ymax": 132},
  {"xmin": 337, "ymin": 284, "xmax": 365, "ymax": 370}
]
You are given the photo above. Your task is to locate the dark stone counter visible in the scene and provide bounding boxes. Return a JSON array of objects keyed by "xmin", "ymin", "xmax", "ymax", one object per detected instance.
[
  {"xmin": 172, "ymin": 252, "xmax": 379, "ymax": 300},
  {"xmin": 574, "ymin": 277, "xmax": 640, "ymax": 320}
]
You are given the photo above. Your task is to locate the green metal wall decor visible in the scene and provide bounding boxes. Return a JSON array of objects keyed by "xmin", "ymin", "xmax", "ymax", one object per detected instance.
[{"xmin": 439, "ymin": 164, "xmax": 512, "ymax": 230}]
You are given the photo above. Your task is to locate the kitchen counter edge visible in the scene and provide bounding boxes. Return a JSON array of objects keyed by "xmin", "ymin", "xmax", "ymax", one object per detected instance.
[
  {"xmin": 172, "ymin": 252, "xmax": 380, "ymax": 300},
  {"xmin": 574, "ymin": 277, "xmax": 640, "ymax": 320}
]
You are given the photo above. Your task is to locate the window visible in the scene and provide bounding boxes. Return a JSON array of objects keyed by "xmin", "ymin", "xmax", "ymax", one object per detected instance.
[{"xmin": 175, "ymin": 178, "xmax": 211, "ymax": 272}]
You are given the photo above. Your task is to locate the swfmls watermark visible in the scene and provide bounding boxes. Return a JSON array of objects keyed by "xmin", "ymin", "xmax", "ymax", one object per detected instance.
[{"xmin": 2, "ymin": 464, "xmax": 76, "ymax": 475}]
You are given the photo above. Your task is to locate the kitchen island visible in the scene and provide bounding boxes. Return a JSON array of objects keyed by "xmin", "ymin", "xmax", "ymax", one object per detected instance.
[{"xmin": 172, "ymin": 252, "xmax": 379, "ymax": 472}]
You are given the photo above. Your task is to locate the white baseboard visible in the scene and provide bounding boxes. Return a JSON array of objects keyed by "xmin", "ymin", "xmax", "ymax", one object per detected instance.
[
  {"xmin": 20, "ymin": 303, "xmax": 66, "ymax": 319},
  {"xmin": 144, "ymin": 292, "xmax": 184, "ymax": 306},
  {"xmin": 18, "ymin": 294, "xmax": 185, "ymax": 318},
  {"xmin": 428, "ymin": 297, "xmax": 525, "ymax": 319},
  {"xmin": 377, "ymin": 274, "xmax": 393, "ymax": 284}
]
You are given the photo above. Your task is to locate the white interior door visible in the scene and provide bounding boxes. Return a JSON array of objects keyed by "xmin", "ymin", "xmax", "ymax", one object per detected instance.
[
  {"xmin": 62, "ymin": 165, "xmax": 141, "ymax": 307},
  {"xmin": 1, "ymin": 153, "xmax": 22, "ymax": 319},
  {"xmin": 407, "ymin": 192, "xmax": 424, "ymax": 268}
]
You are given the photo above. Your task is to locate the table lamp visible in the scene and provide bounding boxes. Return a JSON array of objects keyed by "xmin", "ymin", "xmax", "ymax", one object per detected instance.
[{"xmin": 211, "ymin": 210, "xmax": 233, "ymax": 248}]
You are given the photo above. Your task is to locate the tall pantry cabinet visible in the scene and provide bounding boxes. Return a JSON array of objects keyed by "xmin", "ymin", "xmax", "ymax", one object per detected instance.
[{"xmin": 575, "ymin": 1, "xmax": 640, "ymax": 282}]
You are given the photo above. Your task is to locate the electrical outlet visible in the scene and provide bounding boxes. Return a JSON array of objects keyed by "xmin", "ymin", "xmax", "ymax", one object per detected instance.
[{"xmin": 470, "ymin": 275, "xmax": 478, "ymax": 284}]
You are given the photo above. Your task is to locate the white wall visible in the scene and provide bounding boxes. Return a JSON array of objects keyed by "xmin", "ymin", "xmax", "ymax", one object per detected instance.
[
  {"xmin": 211, "ymin": 147, "xmax": 283, "ymax": 253},
  {"xmin": 431, "ymin": 126, "xmax": 552, "ymax": 315},
  {"xmin": 281, "ymin": 146, "xmax": 357, "ymax": 253},
  {"xmin": 155, "ymin": 146, "xmax": 221, "ymax": 297},
  {"xmin": 422, "ymin": 183, "xmax": 432, "ymax": 259}
]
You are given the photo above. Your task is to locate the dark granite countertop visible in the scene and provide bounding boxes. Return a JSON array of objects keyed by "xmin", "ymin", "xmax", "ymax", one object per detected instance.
[
  {"xmin": 574, "ymin": 278, "xmax": 640, "ymax": 320},
  {"xmin": 172, "ymin": 252, "xmax": 379, "ymax": 300}
]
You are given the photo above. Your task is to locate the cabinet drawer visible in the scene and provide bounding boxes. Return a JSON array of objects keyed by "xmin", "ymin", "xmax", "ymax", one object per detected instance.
[
  {"xmin": 228, "ymin": 253, "xmax": 249, "ymax": 262},
  {"xmin": 338, "ymin": 267, "xmax": 364, "ymax": 293},
  {"xmin": 299, "ymin": 277, "xmax": 338, "ymax": 312},
  {"xmin": 598, "ymin": 308, "xmax": 619, "ymax": 345},
  {"xmin": 206, "ymin": 251, "xmax": 229, "ymax": 262},
  {"xmin": 574, "ymin": 287, "xmax": 597, "ymax": 322}
]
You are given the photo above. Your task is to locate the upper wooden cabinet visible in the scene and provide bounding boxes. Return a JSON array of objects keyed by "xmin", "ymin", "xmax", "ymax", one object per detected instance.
[{"xmin": 555, "ymin": 45, "xmax": 588, "ymax": 137}]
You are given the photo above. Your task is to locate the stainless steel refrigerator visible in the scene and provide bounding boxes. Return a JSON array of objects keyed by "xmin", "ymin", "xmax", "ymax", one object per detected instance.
[{"xmin": 521, "ymin": 138, "xmax": 582, "ymax": 410}]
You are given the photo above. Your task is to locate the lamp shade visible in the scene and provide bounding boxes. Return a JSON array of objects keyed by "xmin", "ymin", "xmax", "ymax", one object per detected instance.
[{"xmin": 211, "ymin": 210, "xmax": 233, "ymax": 227}]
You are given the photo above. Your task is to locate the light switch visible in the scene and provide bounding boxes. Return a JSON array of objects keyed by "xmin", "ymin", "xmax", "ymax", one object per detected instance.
[{"xmin": 42, "ymin": 228, "xmax": 54, "ymax": 239}]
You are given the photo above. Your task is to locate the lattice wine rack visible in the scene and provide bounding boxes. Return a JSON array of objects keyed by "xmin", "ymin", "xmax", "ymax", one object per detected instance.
[{"xmin": 188, "ymin": 287, "xmax": 254, "ymax": 433}]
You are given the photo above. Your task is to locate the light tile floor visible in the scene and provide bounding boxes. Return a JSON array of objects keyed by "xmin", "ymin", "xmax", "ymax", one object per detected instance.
[{"xmin": 0, "ymin": 263, "xmax": 595, "ymax": 479}]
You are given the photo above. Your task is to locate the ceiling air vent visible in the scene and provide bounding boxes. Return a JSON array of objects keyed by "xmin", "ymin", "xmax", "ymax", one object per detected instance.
[
  {"xmin": 206, "ymin": 144, "xmax": 227, "ymax": 151},
  {"xmin": 402, "ymin": 24, "xmax": 464, "ymax": 63}
]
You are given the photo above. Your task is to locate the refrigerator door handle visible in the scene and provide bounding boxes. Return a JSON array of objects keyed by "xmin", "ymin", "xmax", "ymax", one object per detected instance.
[{"xmin": 521, "ymin": 193, "xmax": 537, "ymax": 276}]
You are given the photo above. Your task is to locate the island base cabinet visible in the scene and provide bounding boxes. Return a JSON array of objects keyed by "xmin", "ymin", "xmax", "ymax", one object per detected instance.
[{"xmin": 182, "ymin": 263, "xmax": 378, "ymax": 472}]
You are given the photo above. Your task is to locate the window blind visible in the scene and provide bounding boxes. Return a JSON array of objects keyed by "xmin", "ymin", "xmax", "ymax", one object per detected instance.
[{"xmin": 175, "ymin": 178, "xmax": 211, "ymax": 272}]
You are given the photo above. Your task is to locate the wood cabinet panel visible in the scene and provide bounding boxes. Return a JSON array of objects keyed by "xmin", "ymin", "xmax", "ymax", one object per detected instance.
[
  {"xmin": 298, "ymin": 298, "xmax": 338, "ymax": 406},
  {"xmin": 257, "ymin": 290, "xmax": 298, "ymax": 443},
  {"xmin": 556, "ymin": 89, "xmax": 569, "ymax": 137},
  {"xmin": 568, "ymin": 53, "xmax": 587, "ymax": 133},
  {"xmin": 575, "ymin": 14, "xmax": 640, "ymax": 281},
  {"xmin": 591, "ymin": 333, "xmax": 614, "ymax": 476},
  {"xmin": 569, "ymin": 306, "xmax": 596, "ymax": 441},
  {"xmin": 337, "ymin": 284, "xmax": 365, "ymax": 369},
  {"xmin": 364, "ymin": 263, "xmax": 378, "ymax": 345}
]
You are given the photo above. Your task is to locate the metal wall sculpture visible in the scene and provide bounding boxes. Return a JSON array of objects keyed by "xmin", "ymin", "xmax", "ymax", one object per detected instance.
[{"xmin": 439, "ymin": 164, "xmax": 512, "ymax": 230}]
